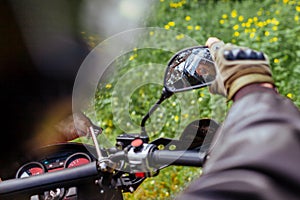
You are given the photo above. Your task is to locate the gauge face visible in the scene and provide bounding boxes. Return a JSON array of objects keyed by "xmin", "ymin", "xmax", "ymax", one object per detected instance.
[
  {"xmin": 65, "ymin": 153, "xmax": 91, "ymax": 168},
  {"xmin": 67, "ymin": 157, "xmax": 90, "ymax": 168},
  {"xmin": 16, "ymin": 162, "xmax": 46, "ymax": 178},
  {"xmin": 28, "ymin": 167, "xmax": 44, "ymax": 176}
]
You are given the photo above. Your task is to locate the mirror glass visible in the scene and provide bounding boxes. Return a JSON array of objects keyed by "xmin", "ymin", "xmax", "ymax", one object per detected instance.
[{"xmin": 164, "ymin": 46, "xmax": 216, "ymax": 93}]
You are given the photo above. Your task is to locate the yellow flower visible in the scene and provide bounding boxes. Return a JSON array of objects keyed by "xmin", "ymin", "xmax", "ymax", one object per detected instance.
[
  {"xmin": 295, "ymin": 15, "xmax": 299, "ymax": 21},
  {"xmin": 219, "ymin": 19, "xmax": 225, "ymax": 24},
  {"xmin": 283, "ymin": 0, "xmax": 289, "ymax": 4},
  {"xmin": 169, "ymin": 2, "xmax": 178, "ymax": 8},
  {"xmin": 185, "ymin": 16, "xmax": 191, "ymax": 21},
  {"xmin": 233, "ymin": 31, "xmax": 240, "ymax": 37},
  {"xmin": 250, "ymin": 32, "xmax": 255, "ymax": 38},
  {"xmin": 296, "ymin": 6, "xmax": 300, "ymax": 12},
  {"xmin": 238, "ymin": 16, "xmax": 244, "ymax": 22},
  {"xmin": 253, "ymin": 17, "xmax": 258, "ymax": 22},
  {"xmin": 176, "ymin": 34, "xmax": 185, "ymax": 40},
  {"xmin": 231, "ymin": 9, "xmax": 237, "ymax": 18},
  {"xmin": 129, "ymin": 55, "xmax": 135, "ymax": 61},
  {"xmin": 168, "ymin": 21, "xmax": 175, "ymax": 26},
  {"xmin": 272, "ymin": 26, "xmax": 278, "ymax": 31},
  {"xmin": 257, "ymin": 21, "xmax": 264, "ymax": 27},
  {"xmin": 105, "ymin": 83, "xmax": 112, "ymax": 89},
  {"xmin": 233, "ymin": 24, "xmax": 239, "ymax": 30},
  {"xmin": 183, "ymin": 113, "xmax": 189, "ymax": 118},
  {"xmin": 271, "ymin": 18, "xmax": 280, "ymax": 25},
  {"xmin": 195, "ymin": 25, "xmax": 201, "ymax": 30},
  {"xmin": 107, "ymin": 120, "xmax": 113, "ymax": 127},
  {"xmin": 165, "ymin": 192, "xmax": 170, "ymax": 197},
  {"xmin": 164, "ymin": 25, "xmax": 170, "ymax": 30},
  {"xmin": 187, "ymin": 25, "xmax": 193, "ymax": 30},
  {"xmin": 149, "ymin": 31, "xmax": 154, "ymax": 36},
  {"xmin": 129, "ymin": 54, "xmax": 137, "ymax": 61},
  {"xmin": 287, "ymin": 93, "xmax": 293, "ymax": 99},
  {"xmin": 105, "ymin": 127, "xmax": 112, "ymax": 134},
  {"xmin": 264, "ymin": 31, "xmax": 270, "ymax": 36},
  {"xmin": 274, "ymin": 58, "xmax": 280, "ymax": 63},
  {"xmin": 257, "ymin": 10, "xmax": 263, "ymax": 16},
  {"xmin": 174, "ymin": 115, "xmax": 179, "ymax": 122},
  {"xmin": 270, "ymin": 37, "xmax": 278, "ymax": 43},
  {"xmin": 222, "ymin": 14, "xmax": 228, "ymax": 19}
]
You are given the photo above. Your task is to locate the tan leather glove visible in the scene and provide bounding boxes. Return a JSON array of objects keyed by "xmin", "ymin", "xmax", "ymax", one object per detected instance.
[
  {"xmin": 54, "ymin": 112, "xmax": 102, "ymax": 141},
  {"xmin": 206, "ymin": 37, "xmax": 274, "ymax": 100}
]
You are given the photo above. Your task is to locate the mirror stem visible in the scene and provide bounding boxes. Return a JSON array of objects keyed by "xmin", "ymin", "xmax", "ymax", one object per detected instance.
[{"xmin": 141, "ymin": 87, "xmax": 173, "ymax": 137}]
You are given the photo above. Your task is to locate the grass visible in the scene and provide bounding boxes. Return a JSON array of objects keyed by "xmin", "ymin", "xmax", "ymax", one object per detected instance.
[{"xmin": 81, "ymin": 0, "xmax": 300, "ymax": 199}]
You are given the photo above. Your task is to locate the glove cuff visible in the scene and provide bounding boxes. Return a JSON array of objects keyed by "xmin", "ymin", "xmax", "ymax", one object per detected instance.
[{"xmin": 228, "ymin": 74, "xmax": 274, "ymax": 100}]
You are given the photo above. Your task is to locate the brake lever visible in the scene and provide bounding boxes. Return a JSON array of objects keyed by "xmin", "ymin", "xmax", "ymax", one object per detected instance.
[{"xmin": 89, "ymin": 126, "xmax": 103, "ymax": 161}]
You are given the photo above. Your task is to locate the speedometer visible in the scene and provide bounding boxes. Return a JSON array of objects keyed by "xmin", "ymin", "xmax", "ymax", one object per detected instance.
[
  {"xmin": 64, "ymin": 153, "xmax": 91, "ymax": 168},
  {"xmin": 16, "ymin": 162, "xmax": 46, "ymax": 178}
]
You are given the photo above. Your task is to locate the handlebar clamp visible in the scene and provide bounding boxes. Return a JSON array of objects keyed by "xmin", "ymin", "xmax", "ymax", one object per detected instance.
[{"xmin": 127, "ymin": 142, "xmax": 157, "ymax": 175}]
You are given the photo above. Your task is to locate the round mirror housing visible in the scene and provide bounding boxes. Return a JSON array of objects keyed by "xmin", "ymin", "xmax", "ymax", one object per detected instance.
[{"xmin": 164, "ymin": 46, "xmax": 216, "ymax": 93}]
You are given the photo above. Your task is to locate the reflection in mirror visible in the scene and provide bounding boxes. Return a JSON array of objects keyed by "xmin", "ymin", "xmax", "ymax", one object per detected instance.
[{"xmin": 164, "ymin": 46, "xmax": 216, "ymax": 93}]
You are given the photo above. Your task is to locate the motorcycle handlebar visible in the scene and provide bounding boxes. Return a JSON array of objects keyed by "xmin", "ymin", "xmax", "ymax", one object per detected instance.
[
  {"xmin": 109, "ymin": 148, "xmax": 205, "ymax": 167},
  {"xmin": 0, "ymin": 162, "xmax": 98, "ymax": 198},
  {"xmin": 0, "ymin": 149, "xmax": 205, "ymax": 199},
  {"xmin": 149, "ymin": 150, "xmax": 205, "ymax": 167}
]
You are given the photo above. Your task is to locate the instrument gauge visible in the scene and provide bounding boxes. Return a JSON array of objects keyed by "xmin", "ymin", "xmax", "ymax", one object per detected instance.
[
  {"xmin": 16, "ymin": 162, "xmax": 46, "ymax": 178},
  {"xmin": 64, "ymin": 153, "xmax": 91, "ymax": 168}
]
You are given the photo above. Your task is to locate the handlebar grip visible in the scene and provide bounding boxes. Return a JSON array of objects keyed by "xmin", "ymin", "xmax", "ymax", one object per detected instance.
[
  {"xmin": 0, "ymin": 162, "xmax": 98, "ymax": 198},
  {"xmin": 150, "ymin": 150, "xmax": 205, "ymax": 167}
]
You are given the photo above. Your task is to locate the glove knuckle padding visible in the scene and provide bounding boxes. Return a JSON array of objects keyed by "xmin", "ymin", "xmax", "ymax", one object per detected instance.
[{"xmin": 212, "ymin": 43, "xmax": 274, "ymax": 100}]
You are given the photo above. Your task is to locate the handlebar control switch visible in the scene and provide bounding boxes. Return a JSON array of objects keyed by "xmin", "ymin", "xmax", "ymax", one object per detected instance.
[
  {"xmin": 131, "ymin": 138, "xmax": 144, "ymax": 152},
  {"xmin": 116, "ymin": 134, "xmax": 149, "ymax": 150},
  {"xmin": 127, "ymin": 143, "xmax": 157, "ymax": 174}
]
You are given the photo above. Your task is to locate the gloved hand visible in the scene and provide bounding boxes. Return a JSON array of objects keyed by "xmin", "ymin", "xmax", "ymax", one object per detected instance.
[
  {"xmin": 205, "ymin": 37, "xmax": 274, "ymax": 100},
  {"xmin": 55, "ymin": 112, "xmax": 102, "ymax": 141}
]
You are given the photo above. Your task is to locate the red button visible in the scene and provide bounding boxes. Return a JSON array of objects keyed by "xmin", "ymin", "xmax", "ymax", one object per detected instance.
[
  {"xmin": 135, "ymin": 172, "xmax": 145, "ymax": 178},
  {"xmin": 131, "ymin": 138, "xmax": 143, "ymax": 147}
]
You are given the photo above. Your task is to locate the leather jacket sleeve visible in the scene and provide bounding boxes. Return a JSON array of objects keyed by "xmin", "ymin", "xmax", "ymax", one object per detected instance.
[{"xmin": 176, "ymin": 90, "xmax": 300, "ymax": 200}]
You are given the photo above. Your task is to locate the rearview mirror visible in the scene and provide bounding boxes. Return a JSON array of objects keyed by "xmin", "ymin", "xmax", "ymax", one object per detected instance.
[
  {"xmin": 141, "ymin": 46, "xmax": 216, "ymax": 137},
  {"xmin": 164, "ymin": 46, "xmax": 216, "ymax": 93}
]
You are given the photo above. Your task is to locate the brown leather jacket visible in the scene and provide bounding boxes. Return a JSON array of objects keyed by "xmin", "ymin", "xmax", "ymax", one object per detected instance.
[{"xmin": 177, "ymin": 88, "xmax": 300, "ymax": 200}]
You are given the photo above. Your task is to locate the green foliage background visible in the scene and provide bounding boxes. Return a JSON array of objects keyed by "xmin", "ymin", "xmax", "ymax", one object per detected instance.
[{"xmin": 81, "ymin": 0, "xmax": 300, "ymax": 199}]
